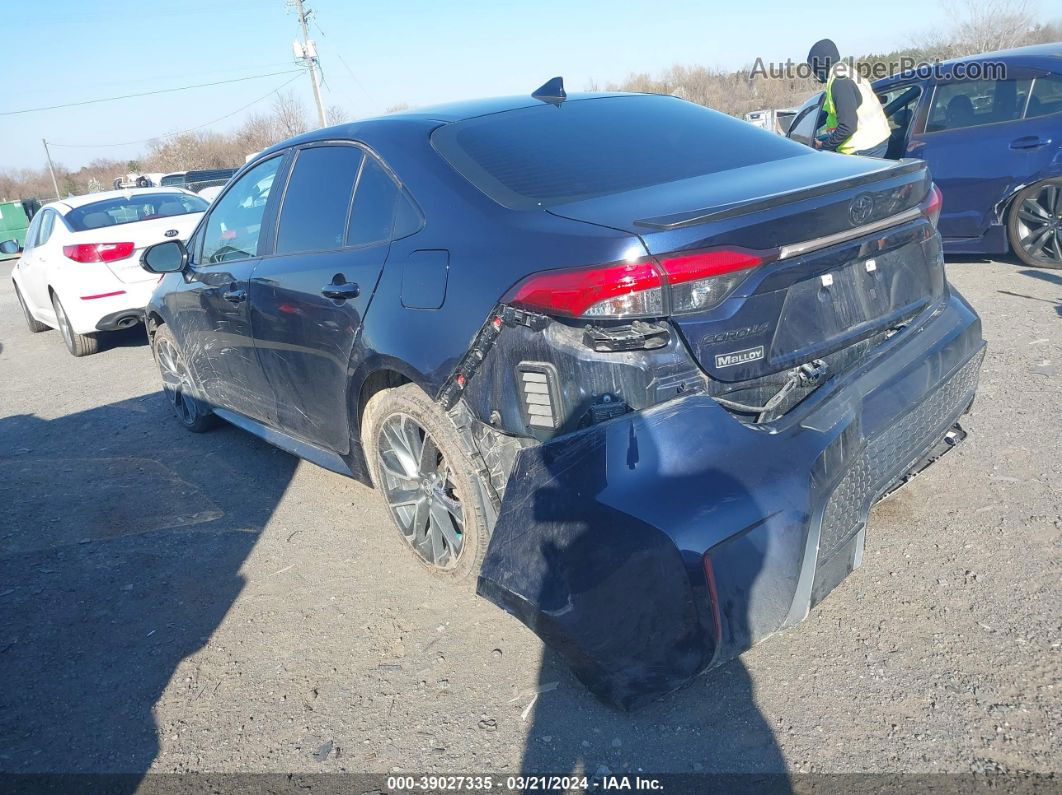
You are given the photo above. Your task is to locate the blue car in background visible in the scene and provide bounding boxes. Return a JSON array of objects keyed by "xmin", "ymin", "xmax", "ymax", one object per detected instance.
[{"xmin": 788, "ymin": 43, "xmax": 1062, "ymax": 268}]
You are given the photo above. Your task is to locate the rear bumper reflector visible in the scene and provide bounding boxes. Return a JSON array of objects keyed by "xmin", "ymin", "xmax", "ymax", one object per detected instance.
[{"xmin": 80, "ymin": 290, "xmax": 127, "ymax": 300}]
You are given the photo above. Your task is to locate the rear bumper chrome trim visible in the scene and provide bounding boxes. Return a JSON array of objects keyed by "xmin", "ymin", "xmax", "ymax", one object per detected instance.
[{"xmin": 778, "ymin": 206, "xmax": 923, "ymax": 260}]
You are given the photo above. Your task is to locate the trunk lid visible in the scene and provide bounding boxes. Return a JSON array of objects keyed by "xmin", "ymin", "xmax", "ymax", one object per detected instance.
[
  {"xmin": 67, "ymin": 213, "xmax": 203, "ymax": 284},
  {"xmin": 547, "ymin": 156, "xmax": 940, "ymax": 382}
]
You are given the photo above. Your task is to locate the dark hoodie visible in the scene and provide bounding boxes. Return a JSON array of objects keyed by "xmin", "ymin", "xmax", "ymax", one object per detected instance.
[{"xmin": 806, "ymin": 38, "xmax": 863, "ymax": 151}]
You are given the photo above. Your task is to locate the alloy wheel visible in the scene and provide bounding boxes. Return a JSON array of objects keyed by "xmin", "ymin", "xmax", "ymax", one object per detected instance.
[
  {"xmin": 376, "ymin": 414, "xmax": 464, "ymax": 569},
  {"xmin": 1015, "ymin": 183, "xmax": 1062, "ymax": 265},
  {"xmin": 155, "ymin": 336, "xmax": 199, "ymax": 425},
  {"xmin": 53, "ymin": 297, "xmax": 74, "ymax": 348}
]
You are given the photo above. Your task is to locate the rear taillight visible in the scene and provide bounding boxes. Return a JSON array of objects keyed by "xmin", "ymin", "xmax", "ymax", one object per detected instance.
[
  {"xmin": 63, "ymin": 242, "xmax": 135, "ymax": 263},
  {"xmin": 659, "ymin": 248, "xmax": 769, "ymax": 315},
  {"xmin": 505, "ymin": 247, "xmax": 772, "ymax": 319},
  {"xmin": 921, "ymin": 183, "xmax": 943, "ymax": 228},
  {"xmin": 507, "ymin": 260, "xmax": 664, "ymax": 318}
]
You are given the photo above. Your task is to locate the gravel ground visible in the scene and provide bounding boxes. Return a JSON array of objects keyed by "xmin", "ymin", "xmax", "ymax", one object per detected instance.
[{"xmin": 0, "ymin": 257, "xmax": 1058, "ymax": 777}]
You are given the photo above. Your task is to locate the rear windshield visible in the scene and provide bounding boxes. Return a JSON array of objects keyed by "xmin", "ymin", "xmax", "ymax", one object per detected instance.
[
  {"xmin": 432, "ymin": 94, "xmax": 808, "ymax": 209},
  {"xmin": 66, "ymin": 193, "xmax": 208, "ymax": 231},
  {"xmin": 159, "ymin": 174, "xmax": 186, "ymax": 186}
]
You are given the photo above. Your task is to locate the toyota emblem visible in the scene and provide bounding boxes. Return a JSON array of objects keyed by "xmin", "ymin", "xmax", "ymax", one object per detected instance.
[
  {"xmin": 849, "ymin": 193, "xmax": 874, "ymax": 226},
  {"xmin": 164, "ymin": 229, "xmax": 179, "ymax": 238}
]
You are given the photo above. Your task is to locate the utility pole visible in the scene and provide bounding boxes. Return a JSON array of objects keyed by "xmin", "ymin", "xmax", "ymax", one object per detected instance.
[
  {"xmin": 290, "ymin": 0, "xmax": 327, "ymax": 128},
  {"xmin": 41, "ymin": 139, "xmax": 60, "ymax": 199}
]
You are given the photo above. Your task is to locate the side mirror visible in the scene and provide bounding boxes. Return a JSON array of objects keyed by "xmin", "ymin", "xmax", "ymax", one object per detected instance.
[
  {"xmin": 141, "ymin": 240, "xmax": 188, "ymax": 274},
  {"xmin": 0, "ymin": 239, "xmax": 22, "ymax": 255}
]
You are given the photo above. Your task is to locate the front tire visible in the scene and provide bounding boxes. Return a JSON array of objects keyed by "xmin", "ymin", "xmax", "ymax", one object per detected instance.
[
  {"xmin": 51, "ymin": 293, "xmax": 99, "ymax": 356},
  {"xmin": 362, "ymin": 384, "xmax": 490, "ymax": 583},
  {"xmin": 15, "ymin": 283, "xmax": 49, "ymax": 333},
  {"xmin": 151, "ymin": 324, "xmax": 217, "ymax": 432},
  {"xmin": 1008, "ymin": 178, "xmax": 1062, "ymax": 269}
]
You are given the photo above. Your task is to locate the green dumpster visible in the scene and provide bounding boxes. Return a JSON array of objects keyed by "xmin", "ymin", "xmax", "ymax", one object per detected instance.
[{"xmin": 0, "ymin": 199, "xmax": 41, "ymax": 259}]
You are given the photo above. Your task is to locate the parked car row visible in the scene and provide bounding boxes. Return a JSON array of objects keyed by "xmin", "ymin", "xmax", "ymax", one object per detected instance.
[
  {"xmin": 112, "ymin": 168, "xmax": 238, "ymax": 195},
  {"xmin": 784, "ymin": 42, "xmax": 1062, "ymax": 268},
  {"xmin": 5, "ymin": 65, "xmax": 996, "ymax": 707}
]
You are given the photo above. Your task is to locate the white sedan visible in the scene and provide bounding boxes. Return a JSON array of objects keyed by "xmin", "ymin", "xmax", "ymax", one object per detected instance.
[{"xmin": 5, "ymin": 187, "xmax": 208, "ymax": 356}]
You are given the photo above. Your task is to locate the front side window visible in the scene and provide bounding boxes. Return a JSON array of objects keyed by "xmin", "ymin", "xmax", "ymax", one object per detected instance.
[
  {"xmin": 787, "ymin": 93, "xmax": 825, "ymax": 145},
  {"xmin": 37, "ymin": 210, "xmax": 57, "ymax": 246},
  {"xmin": 23, "ymin": 213, "xmax": 42, "ymax": 251},
  {"xmin": 926, "ymin": 78, "xmax": 1033, "ymax": 132},
  {"xmin": 200, "ymin": 157, "xmax": 282, "ymax": 264},
  {"xmin": 1025, "ymin": 74, "xmax": 1062, "ymax": 118},
  {"xmin": 275, "ymin": 145, "xmax": 363, "ymax": 255}
]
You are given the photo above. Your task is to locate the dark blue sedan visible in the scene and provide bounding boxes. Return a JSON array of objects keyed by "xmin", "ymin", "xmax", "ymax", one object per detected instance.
[
  {"xmin": 788, "ymin": 43, "xmax": 1062, "ymax": 267},
  {"xmin": 140, "ymin": 84, "xmax": 985, "ymax": 708}
]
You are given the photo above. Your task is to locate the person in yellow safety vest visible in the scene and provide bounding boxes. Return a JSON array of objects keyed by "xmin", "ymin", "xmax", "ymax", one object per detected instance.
[{"xmin": 806, "ymin": 39, "xmax": 891, "ymax": 157}]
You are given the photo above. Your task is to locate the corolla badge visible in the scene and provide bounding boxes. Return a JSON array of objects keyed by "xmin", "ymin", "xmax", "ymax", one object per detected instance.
[
  {"xmin": 849, "ymin": 193, "xmax": 874, "ymax": 226},
  {"xmin": 164, "ymin": 229, "xmax": 179, "ymax": 238}
]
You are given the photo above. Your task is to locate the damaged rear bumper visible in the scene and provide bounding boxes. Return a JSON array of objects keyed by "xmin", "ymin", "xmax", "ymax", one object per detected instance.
[{"xmin": 476, "ymin": 291, "xmax": 985, "ymax": 710}]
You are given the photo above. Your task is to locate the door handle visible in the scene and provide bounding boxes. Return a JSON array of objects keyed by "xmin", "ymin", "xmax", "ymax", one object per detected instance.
[
  {"xmin": 321, "ymin": 282, "xmax": 360, "ymax": 300},
  {"xmin": 1010, "ymin": 136, "xmax": 1049, "ymax": 150},
  {"xmin": 223, "ymin": 287, "xmax": 247, "ymax": 304}
]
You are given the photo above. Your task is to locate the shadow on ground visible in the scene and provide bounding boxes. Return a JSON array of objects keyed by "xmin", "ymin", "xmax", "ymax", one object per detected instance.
[
  {"xmin": 998, "ymin": 268, "xmax": 1062, "ymax": 318},
  {"xmin": 0, "ymin": 392, "xmax": 296, "ymax": 777}
]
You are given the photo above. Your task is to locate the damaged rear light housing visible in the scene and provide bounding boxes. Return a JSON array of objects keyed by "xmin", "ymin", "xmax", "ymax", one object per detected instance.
[{"xmin": 506, "ymin": 246, "xmax": 775, "ymax": 319}]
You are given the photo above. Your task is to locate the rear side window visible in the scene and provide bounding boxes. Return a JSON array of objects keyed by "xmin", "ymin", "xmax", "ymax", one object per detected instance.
[
  {"xmin": 1025, "ymin": 74, "xmax": 1062, "ymax": 118},
  {"xmin": 926, "ymin": 78, "xmax": 1032, "ymax": 132},
  {"xmin": 276, "ymin": 145, "xmax": 364, "ymax": 254},
  {"xmin": 345, "ymin": 157, "xmax": 400, "ymax": 247},
  {"xmin": 432, "ymin": 94, "xmax": 808, "ymax": 209},
  {"xmin": 66, "ymin": 193, "xmax": 207, "ymax": 231}
]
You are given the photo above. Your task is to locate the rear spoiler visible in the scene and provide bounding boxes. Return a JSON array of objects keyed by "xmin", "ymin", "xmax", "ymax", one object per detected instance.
[{"xmin": 634, "ymin": 159, "xmax": 927, "ymax": 231}]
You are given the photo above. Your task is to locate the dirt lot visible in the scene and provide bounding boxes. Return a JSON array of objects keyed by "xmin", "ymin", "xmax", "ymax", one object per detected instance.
[{"xmin": 0, "ymin": 257, "xmax": 1059, "ymax": 777}]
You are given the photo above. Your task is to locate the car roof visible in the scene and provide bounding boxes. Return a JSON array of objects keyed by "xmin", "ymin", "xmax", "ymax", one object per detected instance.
[
  {"xmin": 258, "ymin": 92, "xmax": 643, "ymax": 156},
  {"xmin": 45, "ymin": 186, "xmax": 194, "ymax": 214}
]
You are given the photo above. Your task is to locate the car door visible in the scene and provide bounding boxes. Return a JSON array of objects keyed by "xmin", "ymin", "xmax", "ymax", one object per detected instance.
[
  {"xmin": 177, "ymin": 154, "xmax": 286, "ymax": 422},
  {"xmin": 786, "ymin": 92, "xmax": 825, "ymax": 147},
  {"xmin": 250, "ymin": 144, "xmax": 420, "ymax": 452},
  {"xmin": 875, "ymin": 81, "xmax": 924, "ymax": 159},
  {"xmin": 904, "ymin": 72, "xmax": 1053, "ymax": 241}
]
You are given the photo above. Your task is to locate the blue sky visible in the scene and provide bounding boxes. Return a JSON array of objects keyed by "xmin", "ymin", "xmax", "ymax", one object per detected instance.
[{"xmin": 3, "ymin": 0, "xmax": 954, "ymax": 171}]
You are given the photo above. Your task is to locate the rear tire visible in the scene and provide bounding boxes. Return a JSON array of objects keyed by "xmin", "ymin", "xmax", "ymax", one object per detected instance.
[
  {"xmin": 1008, "ymin": 178, "xmax": 1062, "ymax": 269},
  {"xmin": 15, "ymin": 284, "xmax": 49, "ymax": 333},
  {"xmin": 151, "ymin": 324, "xmax": 217, "ymax": 432},
  {"xmin": 51, "ymin": 293, "xmax": 100, "ymax": 356},
  {"xmin": 362, "ymin": 383, "xmax": 490, "ymax": 583}
]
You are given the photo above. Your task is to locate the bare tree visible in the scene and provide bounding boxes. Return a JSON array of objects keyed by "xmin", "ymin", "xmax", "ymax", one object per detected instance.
[
  {"xmin": 942, "ymin": 0, "xmax": 1038, "ymax": 54},
  {"xmin": 272, "ymin": 91, "xmax": 309, "ymax": 138},
  {"xmin": 326, "ymin": 104, "xmax": 350, "ymax": 126},
  {"xmin": 385, "ymin": 102, "xmax": 411, "ymax": 114}
]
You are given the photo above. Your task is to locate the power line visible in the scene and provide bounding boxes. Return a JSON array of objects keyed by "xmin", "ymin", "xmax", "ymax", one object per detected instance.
[
  {"xmin": 1, "ymin": 69, "xmax": 303, "ymax": 117},
  {"xmin": 48, "ymin": 74, "xmax": 305, "ymax": 149}
]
